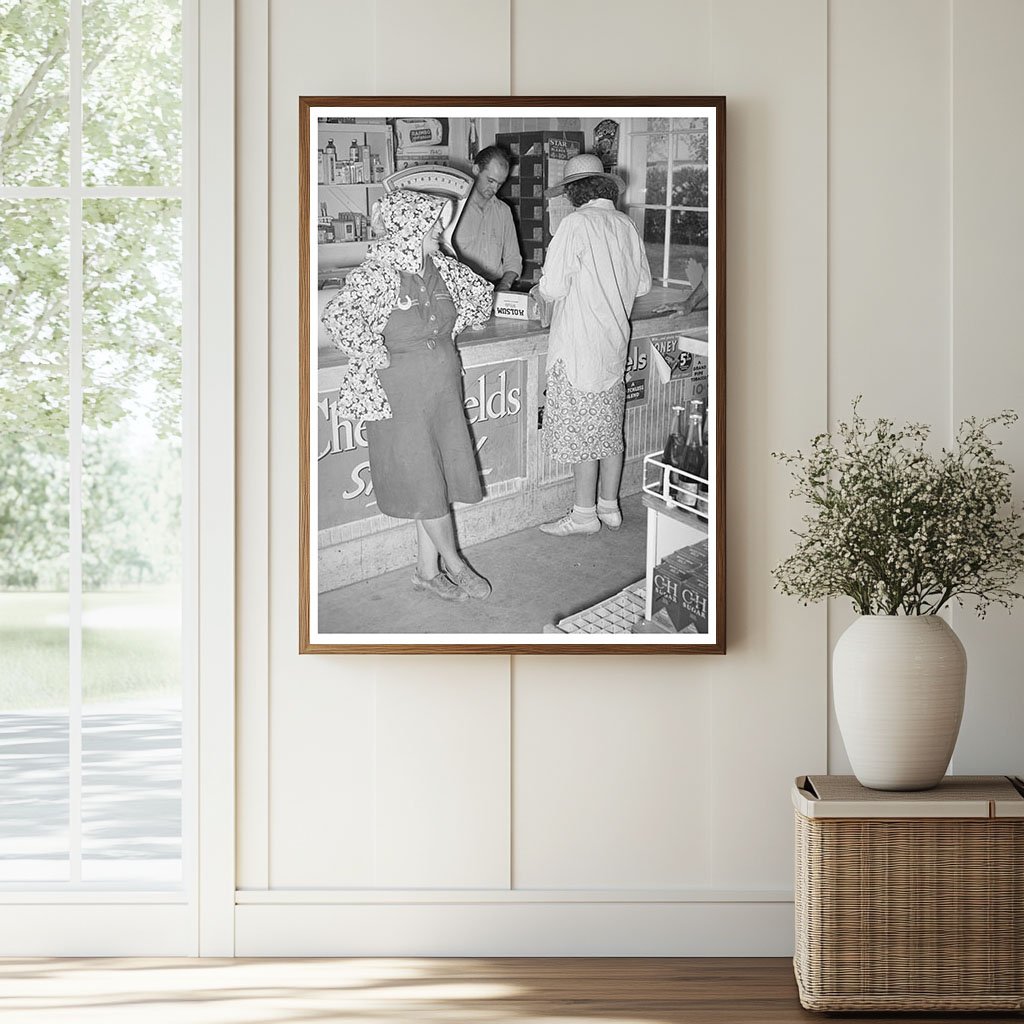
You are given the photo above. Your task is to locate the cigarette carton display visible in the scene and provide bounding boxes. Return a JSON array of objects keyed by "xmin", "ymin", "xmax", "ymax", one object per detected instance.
[{"xmin": 496, "ymin": 129, "xmax": 584, "ymax": 286}]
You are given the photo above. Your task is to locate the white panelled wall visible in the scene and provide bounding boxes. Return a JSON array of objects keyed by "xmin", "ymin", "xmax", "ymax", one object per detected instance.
[
  {"xmin": 948, "ymin": 0, "xmax": 1024, "ymax": 773},
  {"xmin": 233, "ymin": 0, "xmax": 1024, "ymax": 955}
]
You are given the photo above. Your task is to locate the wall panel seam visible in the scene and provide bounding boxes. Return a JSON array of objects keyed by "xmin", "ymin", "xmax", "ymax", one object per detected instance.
[
  {"xmin": 236, "ymin": 0, "xmax": 271, "ymax": 893},
  {"xmin": 507, "ymin": 655, "xmax": 514, "ymax": 889}
]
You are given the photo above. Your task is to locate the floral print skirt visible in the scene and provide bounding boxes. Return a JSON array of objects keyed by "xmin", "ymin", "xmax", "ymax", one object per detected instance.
[{"xmin": 544, "ymin": 360, "xmax": 625, "ymax": 465}]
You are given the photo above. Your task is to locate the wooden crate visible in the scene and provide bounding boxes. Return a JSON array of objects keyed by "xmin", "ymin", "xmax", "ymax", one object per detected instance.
[
  {"xmin": 551, "ymin": 580, "xmax": 647, "ymax": 634},
  {"xmin": 793, "ymin": 775, "xmax": 1024, "ymax": 1011}
]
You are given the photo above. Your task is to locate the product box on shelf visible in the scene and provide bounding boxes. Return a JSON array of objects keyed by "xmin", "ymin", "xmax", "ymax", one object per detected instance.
[
  {"xmin": 332, "ymin": 217, "xmax": 356, "ymax": 242},
  {"xmin": 394, "ymin": 118, "xmax": 445, "ymax": 149},
  {"xmin": 651, "ymin": 540, "xmax": 708, "ymax": 632}
]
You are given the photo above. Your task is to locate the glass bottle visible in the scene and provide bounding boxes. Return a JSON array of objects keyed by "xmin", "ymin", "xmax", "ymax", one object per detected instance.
[
  {"xmin": 678, "ymin": 403, "xmax": 704, "ymax": 507},
  {"xmin": 661, "ymin": 405, "xmax": 686, "ymax": 504},
  {"xmin": 324, "ymin": 138, "xmax": 337, "ymax": 183},
  {"xmin": 661, "ymin": 408, "xmax": 682, "ymax": 463}
]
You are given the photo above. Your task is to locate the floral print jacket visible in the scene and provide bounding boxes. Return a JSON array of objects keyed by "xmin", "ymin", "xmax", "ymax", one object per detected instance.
[{"xmin": 321, "ymin": 189, "xmax": 494, "ymax": 422}]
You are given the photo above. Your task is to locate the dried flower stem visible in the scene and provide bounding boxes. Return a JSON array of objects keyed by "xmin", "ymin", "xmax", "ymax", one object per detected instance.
[{"xmin": 772, "ymin": 399, "xmax": 1024, "ymax": 617}]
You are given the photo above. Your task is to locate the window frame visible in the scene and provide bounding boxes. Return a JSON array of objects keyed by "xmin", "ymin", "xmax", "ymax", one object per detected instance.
[
  {"xmin": 626, "ymin": 121, "xmax": 711, "ymax": 287},
  {"xmin": 0, "ymin": 0, "xmax": 237, "ymax": 956}
]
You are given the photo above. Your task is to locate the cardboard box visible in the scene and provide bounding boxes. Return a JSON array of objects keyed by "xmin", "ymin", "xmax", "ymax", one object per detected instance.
[
  {"xmin": 394, "ymin": 118, "xmax": 444, "ymax": 149},
  {"xmin": 651, "ymin": 541, "xmax": 709, "ymax": 633},
  {"xmin": 493, "ymin": 290, "xmax": 537, "ymax": 321}
]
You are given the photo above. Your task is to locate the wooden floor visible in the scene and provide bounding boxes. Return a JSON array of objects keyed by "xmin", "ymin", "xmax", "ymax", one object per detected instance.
[{"xmin": 0, "ymin": 957, "xmax": 1020, "ymax": 1023}]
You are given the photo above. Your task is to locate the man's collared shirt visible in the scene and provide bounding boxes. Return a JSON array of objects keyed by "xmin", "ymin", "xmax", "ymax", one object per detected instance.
[
  {"xmin": 453, "ymin": 196, "xmax": 524, "ymax": 282},
  {"xmin": 539, "ymin": 198, "xmax": 652, "ymax": 393}
]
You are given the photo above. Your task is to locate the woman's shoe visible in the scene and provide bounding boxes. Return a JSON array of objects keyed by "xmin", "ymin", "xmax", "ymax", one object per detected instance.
[
  {"xmin": 412, "ymin": 570, "xmax": 469, "ymax": 602},
  {"xmin": 443, "ymin": 561, "xmax": 492, "ymax": 600},
  {"xmin": 538, "ymin": 511, "xmax": 601, "ymax": 536}
]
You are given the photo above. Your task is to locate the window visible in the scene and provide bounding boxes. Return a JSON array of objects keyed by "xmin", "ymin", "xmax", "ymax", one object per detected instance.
[
  {"xmin": 0, "ymin": 0, "xmax": 191, "ymax": 889},
  {"xmin": 626, "ymin": 117, "xmax": 709, "ymax": 289}
]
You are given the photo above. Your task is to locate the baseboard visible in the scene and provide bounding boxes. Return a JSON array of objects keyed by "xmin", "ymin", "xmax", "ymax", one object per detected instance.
[
  {"xmin": 0, "ymin": 904, "xmax": 195, "ymax": 956},
  {"xmin": 234, "ymin": 895, "xmax": 795, "ymax": 956}
]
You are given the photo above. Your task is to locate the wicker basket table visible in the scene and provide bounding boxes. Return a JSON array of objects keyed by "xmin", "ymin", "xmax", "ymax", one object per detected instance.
[{"xmin": 793, "ymin": 774, "xmax": 1024, "ymax": 1012}]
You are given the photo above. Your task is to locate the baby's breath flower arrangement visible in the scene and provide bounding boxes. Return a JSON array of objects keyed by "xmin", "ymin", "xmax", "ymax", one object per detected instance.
[{"xmin": 772, "ymin": 401, "xmax": 1024, "ymax": 617}]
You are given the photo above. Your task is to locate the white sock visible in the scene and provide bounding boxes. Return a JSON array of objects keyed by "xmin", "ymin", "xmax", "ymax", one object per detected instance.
[
  {"xmin": 571, "ymin": 504, "xmax": 598, "ymax": 523},
  {"xmin": 597, "ymin": 498, "xmax": 620, "ymax": 514}
]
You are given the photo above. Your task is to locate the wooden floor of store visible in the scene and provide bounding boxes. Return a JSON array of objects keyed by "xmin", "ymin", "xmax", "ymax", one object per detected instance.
[{"xmin": 1, "ymin": 957, "xmax": 1019, "ymax": 1023}]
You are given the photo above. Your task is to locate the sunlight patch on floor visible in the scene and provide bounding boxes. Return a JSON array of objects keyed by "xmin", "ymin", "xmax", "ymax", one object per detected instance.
[{"xmin": 0, "ymin": 958, "xmax": 681, "ymax": 1024}]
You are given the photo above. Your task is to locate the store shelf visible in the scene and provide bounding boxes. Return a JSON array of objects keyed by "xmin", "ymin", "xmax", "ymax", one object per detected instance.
[
  {"xmin": 641, "ymin": 451, "xmax": 711, "ymax": 633},
  {"xmin": 641, "ymin": 453, "xmax": 709, "ymax": 521},
  {"xmin": 318, "ymin": 182, "xmax": 382, "ymax": 189},
  {"xmin": 641, "ymin": 492, "xmax": 709, "ymax": 531},
  {"xmin": 319, "ymin": 120, "xmax": 388, "ymax": 130},
  {"xmin": 317, "ymin": 241, "xmax": 370, "ymax": 270}
]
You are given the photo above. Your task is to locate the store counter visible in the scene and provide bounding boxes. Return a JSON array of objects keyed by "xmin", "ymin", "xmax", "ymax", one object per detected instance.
[{"xmin": 316, "ymin": 285, "xmax": 709, "ymax": 592}]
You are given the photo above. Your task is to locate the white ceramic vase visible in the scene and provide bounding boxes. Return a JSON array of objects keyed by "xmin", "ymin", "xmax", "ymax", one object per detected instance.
[{"xmin": 833, "ymin": 615, "xmax": 967, "ymax": 791}]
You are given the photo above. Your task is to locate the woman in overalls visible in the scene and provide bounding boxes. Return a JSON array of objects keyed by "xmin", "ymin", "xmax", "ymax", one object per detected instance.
[{"xmin": 322, "ymin": 189, "xmax": 494, "ymax": 601}]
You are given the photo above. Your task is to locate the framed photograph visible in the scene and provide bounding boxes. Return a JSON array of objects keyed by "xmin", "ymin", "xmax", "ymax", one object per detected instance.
[{"xmin": 300, "ymin": 97, "xmax": 725, "ymax": 653}]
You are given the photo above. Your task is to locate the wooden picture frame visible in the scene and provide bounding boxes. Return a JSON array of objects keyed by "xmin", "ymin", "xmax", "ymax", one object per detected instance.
[{"xmin": 300, "ymin": 97, "xmax": 725, "ymax": 653}]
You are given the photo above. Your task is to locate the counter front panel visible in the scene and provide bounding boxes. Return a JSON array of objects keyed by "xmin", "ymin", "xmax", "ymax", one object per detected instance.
[{"xmin": 315, "ymin": 287, "xmax": 708, "ymax": 592}]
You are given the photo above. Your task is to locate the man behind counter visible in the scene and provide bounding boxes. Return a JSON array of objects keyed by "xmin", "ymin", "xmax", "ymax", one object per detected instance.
[{"xmin": 453, "ymin": 146, "xmax": 523, "ymax": 290}]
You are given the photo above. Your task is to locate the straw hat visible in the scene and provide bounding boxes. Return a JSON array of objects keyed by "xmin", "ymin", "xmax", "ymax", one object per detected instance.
[{"xmin": 544, "ymin": 153, "xmax": 625, "ymax": 197}]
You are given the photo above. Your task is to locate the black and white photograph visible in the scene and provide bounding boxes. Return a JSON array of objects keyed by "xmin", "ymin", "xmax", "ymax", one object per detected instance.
[{"xmin": 300, "ymin": 99, "xmax": 725, "ymax": 653}]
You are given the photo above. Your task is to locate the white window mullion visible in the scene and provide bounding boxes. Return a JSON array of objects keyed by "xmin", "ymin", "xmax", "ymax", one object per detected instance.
[
  {"xmin": 181, "ymin": 0, "xmax": 200, "ymax": 912},
  {"xmin": 0, "ymin": 186, "xmax": 182, "ymax": 200},
  {"xmin": 78, "ymin": 186, "xmax": 183, "ymax": 198},
  {"xmin": 68, "ymin": 0, "xmax": 83, "ymax": 885},
  {"xmin": 632, "ymin": 204, "xmax": 706, "ymax": 214},
  {"xmin": 662, "ymin": 143, "xmax": 673, "ymax": 285},
  {"xmin": 0, "ymin": 187, "xmax": 70, "ymax": 199}
]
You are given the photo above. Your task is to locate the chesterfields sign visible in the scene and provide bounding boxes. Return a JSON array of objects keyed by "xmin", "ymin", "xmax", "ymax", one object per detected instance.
[{"xmin": 317, "ymin": 360, "xmax": 524, "ymax": 530}]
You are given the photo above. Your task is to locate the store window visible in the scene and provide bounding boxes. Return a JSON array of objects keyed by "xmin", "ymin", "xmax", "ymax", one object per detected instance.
[
  {"xmin": 0, "ymin": 0, "xmax": 190, "ymax": 888},
  {"xmin": 626, "ymin": 117, "xmax": 709, "ymax": 286}
]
